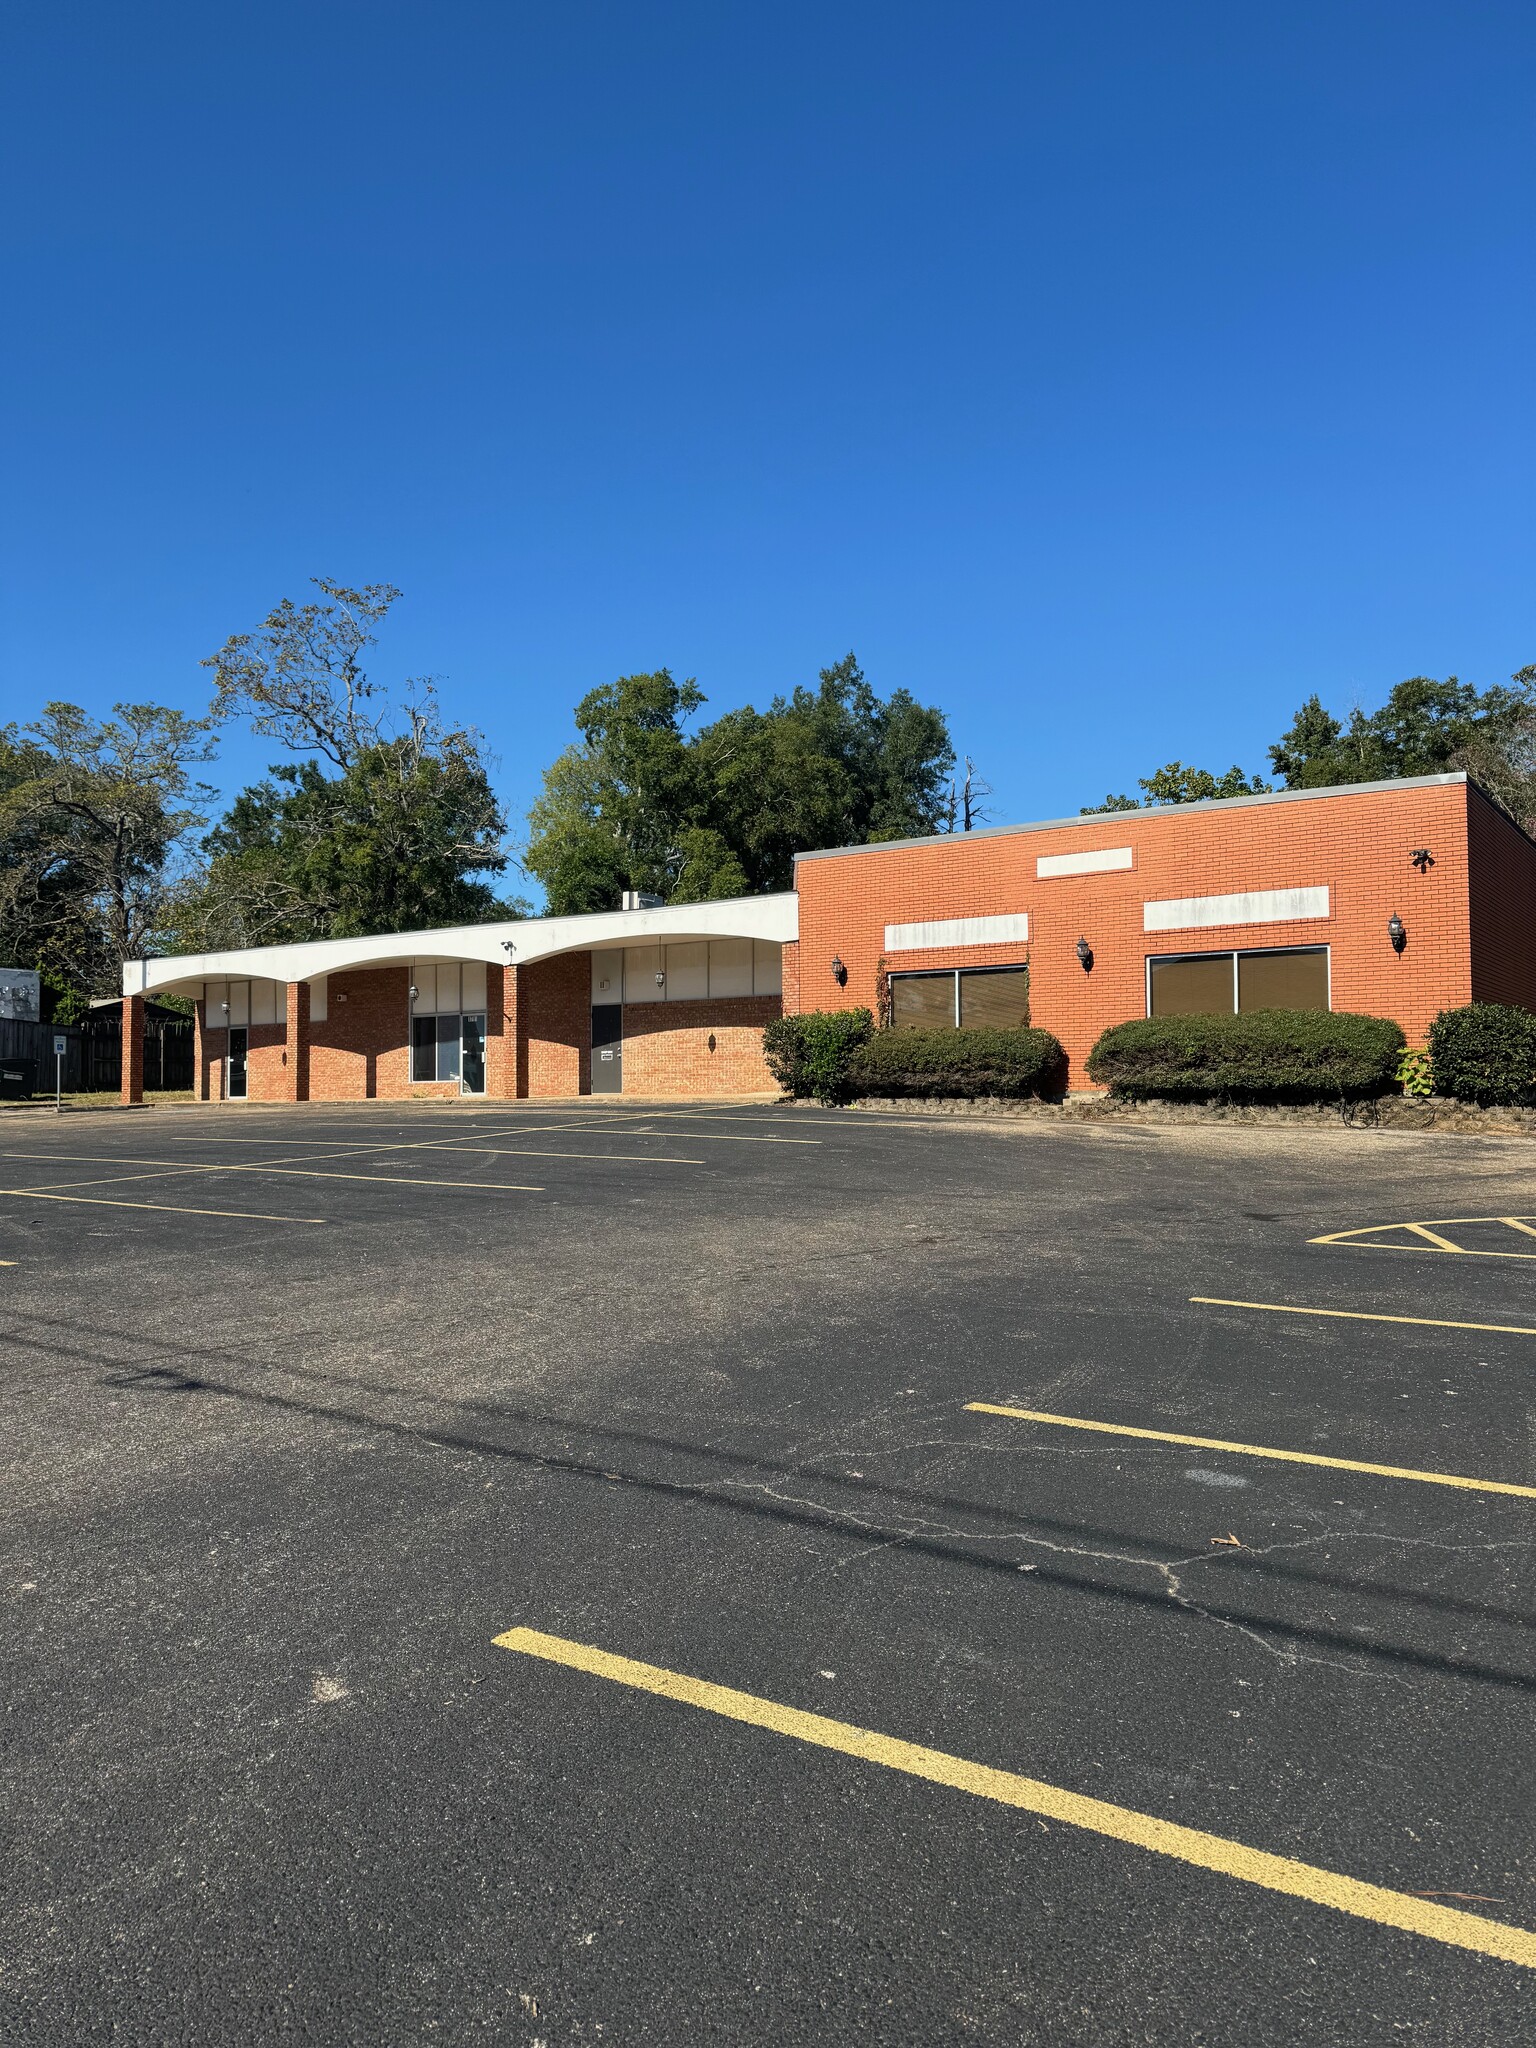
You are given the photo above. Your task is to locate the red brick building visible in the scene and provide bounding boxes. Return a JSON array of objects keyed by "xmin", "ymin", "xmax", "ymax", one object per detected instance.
[{"xmin": 122, "ymin": 773, "xmax": 1536, "ymax": 1104}]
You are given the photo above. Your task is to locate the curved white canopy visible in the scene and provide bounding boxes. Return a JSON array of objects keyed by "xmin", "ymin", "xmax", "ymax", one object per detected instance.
[{"xmin": 124, "ymin": 893, "xmax": 799, "ymax": 998}]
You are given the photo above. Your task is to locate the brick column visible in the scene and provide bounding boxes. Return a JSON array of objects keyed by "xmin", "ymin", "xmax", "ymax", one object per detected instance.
[
  {"xmin": 283, "ymin": 981, "xmax": 311, "ymax": 1103},
  {"xmin": 121, "ymin": 995, "xmax": 145, "ymax": 1106},
  {"xmin": 193, "ymin": 1000, "xmax": 210, "ymax": 1102},
  {"xmin": 485, "ymin": 963, "xmax": 521, "ymax": 1098}
]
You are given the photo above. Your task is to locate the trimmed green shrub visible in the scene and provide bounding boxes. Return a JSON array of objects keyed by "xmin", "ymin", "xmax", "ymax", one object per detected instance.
[
  {"xmin": 762, "ymin": 1008, "xmax": 873, "ymax": 1104},
  {"xmin": 848, "ymin": 1025, "xmax": 1065, "ymax": 1100},
  {"xmin": 1428, "ymin": 1003, "xmax": 1536, "ymax": 1106},
  {"xmin": 1085, "ymin": 1008, "xmax": 1405, "ymax": 1102}
]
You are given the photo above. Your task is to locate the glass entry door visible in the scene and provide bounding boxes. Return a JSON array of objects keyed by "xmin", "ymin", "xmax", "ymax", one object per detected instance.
[
  {"xmin": 460, "ymin": 1013, "xmax": 486, "ymax": 1096},
  {"xmin": 227, "ymin": 1027, "xmax": 248, "ymax": 1100}
]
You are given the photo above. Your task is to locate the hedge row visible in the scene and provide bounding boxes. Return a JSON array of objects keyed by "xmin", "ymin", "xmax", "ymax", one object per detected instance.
[
  {"xmin": 1085, "ymin": 1009, "xmax": 1406, "ymax": 1103},
  {"xmin": 1428, "ymin": 1003, "xmax": 1536, "ymax": 1105},
  {"xmin": 762, "ymin": 1012, "xmax": 1064, "ymax": 1104},
  {"xmin": 765, "ymin": 1002, "xmax": 1536, "ymax": 1106},
  {"xmin": 850, "ymin": 1025, "xmax": 1065, "ymax": 1100}
]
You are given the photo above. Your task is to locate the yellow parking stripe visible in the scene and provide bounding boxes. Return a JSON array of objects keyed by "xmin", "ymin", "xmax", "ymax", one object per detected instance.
[
  {"xmin": 492, "ymin": 1627, "xmax": 1536, "ymax": 1969},
  {"xmin": 0, "ymin": 1188, "xmax": 322, "ymax": 1223},
  {"xmin": 1190, "ymin": 1295, "xmax": 1536, "ymax": 1336},
  {"xmin": 964, "ymin": 1402, "xmax": 1536, "ymax": 1500}
]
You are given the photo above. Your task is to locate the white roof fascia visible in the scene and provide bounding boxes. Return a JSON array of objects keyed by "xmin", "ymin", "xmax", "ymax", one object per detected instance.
[{"xmin": 123, "ymin": 892, "xmax": 799, "ymax": 997}]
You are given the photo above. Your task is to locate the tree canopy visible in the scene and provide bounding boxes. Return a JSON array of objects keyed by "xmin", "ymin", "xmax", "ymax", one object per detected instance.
[
  {"xmin": 1083, "ymin": 667, "xmax": 1536, "ymax": 822},
  {"xmin": 0, "ymin": 702, "xmax": 216, "ymax": 996},
  {"xmin": 524, "ymin": 654, "xmax": 955, "ymax": 915},
  {"xmin": 175, "ymin": 580, "xmax": 523, "ymax": 947}
]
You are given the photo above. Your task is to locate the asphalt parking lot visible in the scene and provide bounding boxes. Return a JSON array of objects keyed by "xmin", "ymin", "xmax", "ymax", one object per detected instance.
[{"xmin": 2, "ymin": 1100, "xmax": 1533, "ymax": 2045}]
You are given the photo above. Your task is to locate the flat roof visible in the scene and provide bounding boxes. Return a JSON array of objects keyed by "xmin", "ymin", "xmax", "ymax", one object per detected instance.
[{"xmin": 793, "ymin": 771, "xmax": 1470, "ymax": 865}]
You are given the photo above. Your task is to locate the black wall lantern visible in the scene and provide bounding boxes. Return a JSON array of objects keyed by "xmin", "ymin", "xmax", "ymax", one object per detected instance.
[
  {"xmin": 1075, "ymin": 936, "xmax": 1093, "ymax": 971},
  {"xmin": 831, "ymin": 955, "xmax": 848, "ymax": 986},
  {"xmin": 1387, "ymin": 913, "xmax": 1407, "ymax": 953}
]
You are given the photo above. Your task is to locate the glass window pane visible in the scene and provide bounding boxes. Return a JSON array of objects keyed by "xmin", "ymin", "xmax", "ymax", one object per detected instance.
[
  {"xmin": 436, "ymin": 1012, "xmax": 461, "ymax": 1081},
  {"xmin": 411, "ymin": 1015, "xmax": 437, "ymax": 1081},
  {"xmin": 890, "ymin": 973, "xmax": 957, "ymax": 1029},
  {"xmin": 959, "ymin": 968, "xmax": 1030, "ymax": 1029},
  {"xmin": 461, "ymin": 1014, "xmax": 486, "ymax": 1094},
  {"xmin": 1148, "ymin": 954, "xmax": 1235, "ymax": 1016},
  {"xmin": 1238, "ymin": 948, "xmax": 1329, "ymax": 1012}
]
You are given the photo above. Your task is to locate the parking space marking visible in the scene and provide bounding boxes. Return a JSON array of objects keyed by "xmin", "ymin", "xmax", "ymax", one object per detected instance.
[
  {"xmin": 0, "ymin": 1188, "xmax": 323, "ymax": 1223},
  {"xmin": 1191, "ymin": 1296, "xmax": 1536, "ymax": 1337},
  {"xmin": 965, "ymin": 1402, "xmax": 1536, "ymax": 1500},
  {"xmin": 1312, "ymin": 1216, "xmax": 1536, "ymax": 1261},
  {"xmin": 493, "ymin": 1626, "xmax": 1536, "ymax": 1969},
  {"xmin": 0, "ymin": 1148, "xmax": 542, "ymax": 1195}
]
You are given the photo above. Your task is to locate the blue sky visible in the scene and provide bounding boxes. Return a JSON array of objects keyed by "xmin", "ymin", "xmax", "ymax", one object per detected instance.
[{"xmin": 2, "ymin": 2, "xmax": 1531, "ymax": 877}]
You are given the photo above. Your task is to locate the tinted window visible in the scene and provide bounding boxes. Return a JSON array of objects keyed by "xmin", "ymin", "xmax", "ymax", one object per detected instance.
[
  {"xmin": 1148, "ymin": 954, "xmax": 1235, "ymax": 1016},
  {"xmin": 411, "ymin": 1015, "xmax": 437, "ymax": 1081},
  {"xmin": 959, "ymin": 968, "xmax": 1030, "ymax": 1029},
  {"xmin": 1238, "ymin": 948, "xmax": 1328, "ymax": 1012},
  {"xmin": 890, "ymin": 974, "xmax": 956, "ymax": 1029}
]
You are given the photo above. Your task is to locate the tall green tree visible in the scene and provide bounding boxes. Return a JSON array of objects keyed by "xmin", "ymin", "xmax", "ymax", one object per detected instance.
[
  {"xmin": 524, "ymin": 654, "xmax": 955, "ymax": 914},
  {"xmin": 177, "ymin": 579, "xmax": 521, "ymax": 947},
  {"xmin": 0, "ymin": 702, "xmax": 217, "ymax": 990},
  {"xmin": 1267, "ymin": 674, "xmax": 1527, "ymax": 789},
  {"xmin": 1083, "ymin": 761, "xmax": 1270, "ymax": 814}
]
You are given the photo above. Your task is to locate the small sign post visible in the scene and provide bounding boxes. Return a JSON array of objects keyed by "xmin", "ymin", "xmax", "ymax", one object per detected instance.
[{"xmin": 53, "ymin": 1034, "xmax": 66, "ymax": 1113}]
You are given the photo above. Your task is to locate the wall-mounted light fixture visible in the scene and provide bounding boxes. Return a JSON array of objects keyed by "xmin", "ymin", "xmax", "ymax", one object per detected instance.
[
  {"xmin": 1410, "ymin": 848, "xmax": 1435, "ymax": 872},
  {"xmin": 1075, "ymin": 936, "xmax": 1094, "ymax": 971},
  {"xmin": 1387, "ymin": 913, "xmax": 1407, "ymax": 953},
  {"xmin": 408, "ymin": 983, "xmax": 418, "ymax": 1000},
  {"xmin": 655, "ymin": 971, "xmax": 666, "ymax": 988},
  {"xmin": 831, "ymin": 955, "xmax": 848, "ymax": 986},
  {"xmin": 219, "ymin": 1000, "xmax": 230, "ymax": 1014},
  {"xmin": 501, "ymin": 938, "xmax": 517, "ymax": 956}
]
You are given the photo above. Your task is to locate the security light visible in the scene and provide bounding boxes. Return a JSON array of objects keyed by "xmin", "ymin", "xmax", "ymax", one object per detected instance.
[
  {"xmin": 1410, "ymin": 849, "xmax": 1435, "ymax": 872},
  {"xmin": 1387, "ymin": 914, "xmax": 1407, "ymax": 953}
]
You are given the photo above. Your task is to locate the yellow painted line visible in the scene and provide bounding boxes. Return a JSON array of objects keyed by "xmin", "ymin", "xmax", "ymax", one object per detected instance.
[
  {"xmin": 437, "ymin": 1146, "xmax": 704, "ymax": 1165},
  {"xmin": 0, "ymin": 1188, "xmax": 323, "ymax": 1223},
  {"xmin": 249, "ymin": 1165, "xmax": 544, "ymax": 1194},
  {"xmin": 492, "ymin": 1626, "xmax": 1536, "ymax": 1970},
  {"xmin": 1402, "ymin": 1222, "xmax": 1469, "ymax": 1253},
  {"xmin": 1191, "ymin": 1295, "xmax": 1536, "ymax": 1336},
  {"xmin": 964, "ymin": 1402, "xmax": 1536, "ymax": 1501},
  {"xmin": 1, "ymin": 1149, "xmax": 541, "ymax": 1196},
  {"xmin": 1312, "ymin": 1217, "xmax": 1536, "ymax": 1262}
]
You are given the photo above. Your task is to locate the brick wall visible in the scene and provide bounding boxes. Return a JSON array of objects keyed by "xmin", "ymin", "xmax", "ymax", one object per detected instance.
[
  {"xmin": 518, "ymin": 952, "xmax": 591, "ymax": 1098},
  {"xmin": 793, "ymin": 780, "xmax": 1482, "ymax": 1088},
  {"xmin": 620, "ymin": 996, "xmax": 780, "ymax": 1096},
  {"xmin": 1467, "ymin": 785, "xmax": 1536, "ymax": 1010}
]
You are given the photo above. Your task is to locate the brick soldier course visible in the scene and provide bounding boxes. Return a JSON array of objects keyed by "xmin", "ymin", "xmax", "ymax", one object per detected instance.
[{"xmin": 123, "ymin": 772, "xmax": 1536, "ymax": 1105}]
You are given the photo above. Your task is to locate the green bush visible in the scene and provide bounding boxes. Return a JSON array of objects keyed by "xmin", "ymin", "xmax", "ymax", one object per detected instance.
[
  {"xmin": 761, "ymin": 1008, "xmax": 873, "ymax": 1104},
  {"xmin": 1428, "ymin": 1003, "xmax": 1536, "ymax": 1106},
  {"xmin": 848, "ymin": 1026, "xmax": 1065, "ymax": 1100},
  {"xmin": 1085, "ymin": 1008, "xmax": 1405, "ymax": 1102}
]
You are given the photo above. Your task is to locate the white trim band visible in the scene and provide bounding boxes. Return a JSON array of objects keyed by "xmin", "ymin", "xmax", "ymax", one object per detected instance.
[
  {"xmin": 1143, "ymin": 886, "xmax": 1330, "ymax": 933},
  {"xmin": 885, "ymin": 913, "xmax": 1030, "ymax": 952},
  {"xmin": 1037, "ymin": 846, "xmax": 1134, "ymax": 879}
]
